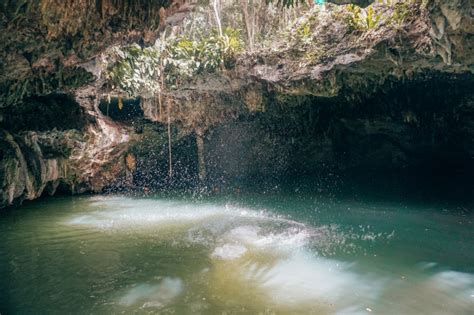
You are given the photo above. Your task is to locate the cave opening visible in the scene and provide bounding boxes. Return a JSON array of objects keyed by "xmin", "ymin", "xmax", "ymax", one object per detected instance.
[
  {"xmin": 197, "ymin": 74, "xmax": 474, "ymax": 200},
  {"xmin": 1, "ymin": 1, "xmax": 474, "ymax": 314},
  {"xmin": 2, "ymin": 93, "xmax": 89, "ymax": 132},
  {"xmin": 98, "ymin": 97, "xmax": 144, "ymax": 122},
  {"xmin": 117, "ymin": 74, "xmax": 474, "ymax": 203}
]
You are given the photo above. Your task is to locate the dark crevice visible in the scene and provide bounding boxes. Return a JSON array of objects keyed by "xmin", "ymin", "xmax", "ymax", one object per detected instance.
[
  {"xmin": 204, "ymin": 74, "xmax": 474, "ymax": 182},
  {"xmin": 99, "ymin": 97, "xmax": 144, "ymax": 122},
  {"xmin": 2, "ymin": 93, "xmax": 89, "ymax": 132}
]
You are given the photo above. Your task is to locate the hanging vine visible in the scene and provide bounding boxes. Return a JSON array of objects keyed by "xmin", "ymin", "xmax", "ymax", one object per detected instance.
[{"xmin": 166, "ymin": 97, "xmax": 173, "ymax": 178}]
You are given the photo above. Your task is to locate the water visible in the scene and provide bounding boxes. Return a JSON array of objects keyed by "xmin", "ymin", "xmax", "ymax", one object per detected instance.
[{"xmin": 0, "ymin": 190, "xmax": 473, "ymax": 314}]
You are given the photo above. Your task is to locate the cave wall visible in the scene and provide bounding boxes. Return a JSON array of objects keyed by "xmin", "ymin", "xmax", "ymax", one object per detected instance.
[
  {"xmin": 117, "ymin": 73, "xmax": 473, "ymax": 190},
  {"xmin": 204, "ymin": 74, "xmax": 474, "ymax": 182},
  {"xmin": 0, "ymin": 123, "xmax": 84, "ymax": 208},
  {"xmin": 0, "ymin": 90, "xmax": 131, "ymax": 208},
  {"xmin": 0, "ymin": 0, "xmax": 190, "ymax": 208},
  {"xmin": 2, "ymin": 93, "xmax": 91, "ymax": 133},
  {"xmin": 1, "ymin": 0, "xmax": 473, "ymax": 207},
  {"xmin": 0, "ymin": 0, "xmax": 183, "ymax": 107}
]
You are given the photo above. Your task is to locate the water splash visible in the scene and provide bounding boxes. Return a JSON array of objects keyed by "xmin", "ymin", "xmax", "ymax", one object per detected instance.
[
  {"xmin": 64, "ymin": 196, "xmax": 473, "ymax": 314},
  {"xmin": 67, "ymin": 197, "xmax": 268, "ymax": 230},
  {"xmin": 118, "ymin": 277, "xmax": 183, "ymax": 309}
]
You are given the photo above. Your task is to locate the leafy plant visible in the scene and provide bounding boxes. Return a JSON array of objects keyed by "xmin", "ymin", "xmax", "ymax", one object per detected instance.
[
  {"xmin": 296, "ymin": 21, "xmax": 312, "ymax": 45},
  {"xmin": 345, "ymin": 4, "xmax": 362, "ymax": 30},
  {"xmin": 365, "ymin": 7, "xmax": 381, "ymax": 29},
  {"xmin": 345, "ymin": 4, "xmax": 382, "ymax": 31},
  {"xmin": 267, "ymin": 0, "xmax": 306, "ymax": 8},
  {"xmin": 377, "ymin": 0, "xmax": 419, "ymax": 26},
  {"xmin": 107, "ymin": 27, "xmax": 243, "ymax": 96},
  {"xmin": 391, "ymin": 1, "xmax": 413, "ymax": 26},
  {"xmin": 163, "ymin": 27, "xmax": 243, "ymax": 86},
  {"xmin": 108, "ymin": 44, "xmax": 161, "ymax": 97}
]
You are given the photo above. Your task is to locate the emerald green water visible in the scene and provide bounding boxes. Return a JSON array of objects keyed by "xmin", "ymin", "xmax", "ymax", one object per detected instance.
[{"xmin": 0, "ymin": 190, "xmax": 473, "ymax": 314}]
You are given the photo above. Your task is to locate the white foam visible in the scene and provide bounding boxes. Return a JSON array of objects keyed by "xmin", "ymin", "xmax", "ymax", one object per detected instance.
[
  {"xmin": 74, "ymin": 197, "xmax": 391, "ymax": 312},
  {"xmin": 223, "ymin": 225, "xmax": 310, "ymax": 250},
  {"xmin": 427, "ymin": 270, "xmax": 474, "ymax": 302},
  {"xmin": 208, "ymin": 222, "xmax": 382, "ymax": 311},
  {"xmin": 239, "ymin": 251, "xmax": 381, "ymax": 307},
  {"xmin": 383, "ymin": 269, "xmax": 474, "ymax": 314},
  {"xmin": 226, "ymin": 225, "xmax": 261, "ymax": 244},
  {"xmin": 212, "ymin": 244, "xmax": 248, "ymax": 260},
  {"xmin": 208, "ymin": 221, "xmax": 311, "ymax": 263},
  {"xmin": 418, "ymin": 262, "xmax": 438, "ymax": 270},
  {"xmin": 67, "ymin": 198, "xmax": 266, "ymax": 230},
  {"xmin": 119, "ymin": 277, "xmax": 183, "ymax": 308}
]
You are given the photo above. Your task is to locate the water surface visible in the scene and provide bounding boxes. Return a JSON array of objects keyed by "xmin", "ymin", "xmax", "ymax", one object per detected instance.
[{"xmin": 0, "ymin": 190, "xmax": 473, "ymax": 314}]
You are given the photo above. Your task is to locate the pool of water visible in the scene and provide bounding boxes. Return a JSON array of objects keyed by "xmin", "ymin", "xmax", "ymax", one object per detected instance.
[{"xmin": 0, "ymin": 190, "xmax": 473, "ymax": 314}]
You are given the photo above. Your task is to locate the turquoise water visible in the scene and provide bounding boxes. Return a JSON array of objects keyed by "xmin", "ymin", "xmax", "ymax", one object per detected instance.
[{"xmin": 0, "ymin": 190, "xmax": 473, "ymax": 314}]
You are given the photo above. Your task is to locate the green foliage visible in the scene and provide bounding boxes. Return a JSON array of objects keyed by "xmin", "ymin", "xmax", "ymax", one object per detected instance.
[
  {"xmin": 108, "ymin": 44, "xmax": 161, "ymax": 96},
  {"xmin": 345, "ymin": 4, "xmax": 382, "ymax": 31},
  {"xmin": 365, "ymin": 7, "xmax": 381, "ymax": 29},
  {"xmin": 266, "ymin": 0, "xmax": 306, "ymax": 9},
  {"xmin": 107, "ymin": 27, "xmax": 243, "ymax": 96},
  {"xmin": 280, "ymin": 13, "xmax": 317, "ymax": 48},
  {"xmin": 391, "ymin": 3, "xmax": 409, "ymax": 25},
  {"xmin": 343, "ymin": 1, "xmax": 422, "ymax": 32},
  {"xmin": 391, "ymin": 0, "xmax": 419, "ymax": 26},
  {"xmin": 296, "ymin": 21, "xmax": 312, "ymax": 45},
  {"xmin": 345, "ymin": 4, "xmax": 362, "ymax": 30},
  {"xmin": 220, "ymin": 27, "xmax": 244, "ymax": 61},
  {"xmin": 377, "ymin": 0, "xmax": 421, "ymax": 26},
  {"xmin": 163, "ymin": 27, "xmax": 243, "ymax": 88}
]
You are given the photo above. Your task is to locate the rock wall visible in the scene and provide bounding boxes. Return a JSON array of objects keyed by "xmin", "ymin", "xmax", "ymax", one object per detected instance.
[
  {"xmin": 0, "ymin": 89, "xmax": 131, "ymax": 208},
  {"xmin": 126, "ymin": 72, "xmax": 473, "ymax": 189},
  {"xmin": 1, "ymin": 0, "xmax": 473, "ymax": 207},
  {"xmin": 0, "ymin": 0, "xmax": 194, "ymax": 107},
  {"xmin": 0, "ymin": 0, "xmax": 194, "ymax": 207},
  {"xmin": 205, "ymin": 74, "xmax": 474, "ymax": 181},
  {"xmin": 129, "ymin": 0, "xmax": 474, "ymax": 187}
]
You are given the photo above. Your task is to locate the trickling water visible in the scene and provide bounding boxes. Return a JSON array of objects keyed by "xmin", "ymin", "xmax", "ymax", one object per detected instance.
[{"xmin": 0, "ymin": 191, "xmax": 473, "ymax": 314}]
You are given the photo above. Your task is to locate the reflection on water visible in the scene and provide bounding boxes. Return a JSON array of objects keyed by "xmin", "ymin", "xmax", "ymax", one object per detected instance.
[{"xmin": 0, "ymin": 194, "xmax": 473, "ymax": 314}]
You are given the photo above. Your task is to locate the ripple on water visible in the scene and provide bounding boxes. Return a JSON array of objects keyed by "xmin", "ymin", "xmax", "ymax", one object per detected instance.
[
  {"xmin": 212, "ymin": 244, "xmax": 248, "ymax": 260},
  {"xmin": 67, "ymin": 197, "xmax": 269, "ymax": 231},
  {"xmin": 62, "ymin": 197, "xmax": 473, "ymax": 314},
  {"xmin": 118, "ymin": 277, "xmax": 183, "ymax": 309},
  {"xmin": 205, "ymin": 222, "xmax": 384, "ymax": 313}
]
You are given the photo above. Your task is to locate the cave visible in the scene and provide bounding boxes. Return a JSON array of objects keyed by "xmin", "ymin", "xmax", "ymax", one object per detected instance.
[
  {"xmin": 98, "ymin": 97, "xmax": 144, "ymax": 122},
  {"xmin": 121, "ymin": 74, "xmax": 473, "ymax": 182},
  {"xmin": 116, "ymin": 73, "xmax": 474, "ymax": 200},
  {"xmin": 0, "ymin": 0, "xmax": 473, "ymax": 314}
]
